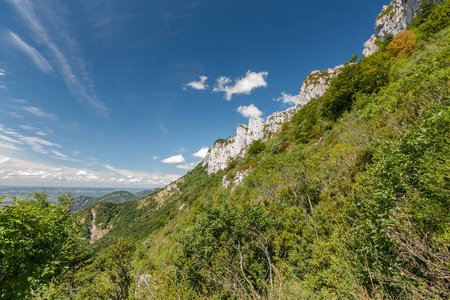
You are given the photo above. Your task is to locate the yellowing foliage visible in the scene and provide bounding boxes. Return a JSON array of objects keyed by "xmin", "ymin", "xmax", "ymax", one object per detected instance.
[{"xmin": 389, "ymin": 30, "xmax": 417, "ymax": 59}]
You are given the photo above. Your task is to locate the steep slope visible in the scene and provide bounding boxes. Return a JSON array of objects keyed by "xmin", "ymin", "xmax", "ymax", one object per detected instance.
[
  {"xmin": 363, "ymin": 0, "xmax": 445, "ymax": 56},
  {"xmin": 65, "ymin": 1, "xmax": 450, "ymax": 299}
]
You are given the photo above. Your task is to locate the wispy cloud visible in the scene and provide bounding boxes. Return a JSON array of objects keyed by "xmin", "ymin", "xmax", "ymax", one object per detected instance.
[
  {"xmin": 8, "ymin": 30, "xmax": 54, "ymax": 74},
  {"xmin": 51, "ymin": 150, "xmax": 77, "ymax": 161},
  {"xmin": 159, "ymin": 124, "xmax": 169, "ymax": 135},
  {"xmin": 162, "ymin": 13, "xmax": 193, "ymax": 32},
  {"xmin": 237, "ymin": 104, "xmax": 263, "ymax": 120},
  {"xmin": 0, "ymin": 68, "xmax": 5, "ymax": 89},
  {"xmin": 10, "ymin": 99, "xmax": 27, "ymax": 104},
  {"xmin": 0, "ymin": 134, "xmax": 23, "ymax": 145},
  {"xmin": 0, "ymin": 141, "xmax": 23, "ymax": 151},
  {"xmin": 6, "ymin": 0, "xmax": 108, "ymax": 116},
  {"xmin": 20, "ymin": 136, "xmax": 60, "ymax": 154},
  {"xmin": 183, "ymin": 75, "xmax": 208, "ymax": 90},
  {"xmin": 0, "ymin": 123, "xmax": 60, "ymax": 154},
  {"xmin": 22, "ymin": 106, "xmax": 57, "ymax": 120},
  {"xmin": 213, "ymin": 71, "xmax": 268, "ymax": 100},
  {"xmin": 94, "ymin": 14, "xmax": 138, "ymax": 29},
  {"xmin": 274, "ymin": 92, "xmax": 298, "ymax": 106}
]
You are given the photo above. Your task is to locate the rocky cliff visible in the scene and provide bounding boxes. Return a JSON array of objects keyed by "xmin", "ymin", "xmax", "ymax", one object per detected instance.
[
  {"xmin": 203, "ymin": 64, "xmax": 344, "ymax": 175},
  {"xmin": 363, "ymin": 0, "xmax": 445, "ymax": 57},
  {"xmin": 204, "ymin": 0, "xmax": 448, "ymax": 177}
]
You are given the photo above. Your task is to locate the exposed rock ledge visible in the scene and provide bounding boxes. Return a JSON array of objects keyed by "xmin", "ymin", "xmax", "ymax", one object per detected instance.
[
  {"xmin": 89, "ymin": 209, "xmax": 111, "ymax": 244},
  {"xmin": 363, "ymin": 0, "xmax": 445, "ymax": 57},
  {"xmin": 203, "ymin": 64, "xmax": 344, "ymax": 175}
]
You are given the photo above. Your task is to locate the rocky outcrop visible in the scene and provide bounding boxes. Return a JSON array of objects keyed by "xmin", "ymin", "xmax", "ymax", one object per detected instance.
[
  {"xmin": 89, "ymin": 209, "xmax": 111, "ymax": 244},
  {"xmin": 363, "ymin": 0, "xmax": 445, "ymax": 57},
  {"xmin": 203, "ymin": 64, "xmax": 344, "ymax": 175},
  {"xmin": 297, "ymin": 65, "xmax": 344, "ymax": 107},
  {"xmin": 265, "ymin": 108, "xmax": 297, "ymax": 134},
  {"xmin": 203, "ymin": 119, "xmax": 264, "ymax": 174},
  {"xmin": 222, "ymin": 169, "xmax": 251, "ymax": 190}
]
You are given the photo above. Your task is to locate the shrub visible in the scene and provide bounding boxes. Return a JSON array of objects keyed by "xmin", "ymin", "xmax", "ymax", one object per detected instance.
[
  {"xmin": 389, "ymin": 30, "xmax": 417, "ymax": 58},
  {"xmin": 247, "ymin": 139, "xmax": 266, "ymax": 156}
]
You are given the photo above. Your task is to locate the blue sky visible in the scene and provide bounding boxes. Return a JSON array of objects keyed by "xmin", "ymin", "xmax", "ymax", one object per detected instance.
[{"xmin": 0, "ymin": 0, "xmax": 390, "ymax": 188}]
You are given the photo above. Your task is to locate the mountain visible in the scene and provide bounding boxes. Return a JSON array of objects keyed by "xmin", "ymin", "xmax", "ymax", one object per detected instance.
[
  {"xmin": 134, "ymin": 188, "xmax": 162, "ymax": 198},
  {"xmin": 39, "ymin": 1, "xmax": 450, "ymax": 298},
  {"xmin": 70, "ymin": 189, "xmax": 160, "ymax": 212}
]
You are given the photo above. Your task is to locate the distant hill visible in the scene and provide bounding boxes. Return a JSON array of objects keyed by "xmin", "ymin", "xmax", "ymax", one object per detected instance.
[
  {"xmin": 135, "ymin": 188, "xmax": 162, "ymax": 198},
  {"xmin": 70, "ymin": 188, "xmax": 159, "ymax": 212}
]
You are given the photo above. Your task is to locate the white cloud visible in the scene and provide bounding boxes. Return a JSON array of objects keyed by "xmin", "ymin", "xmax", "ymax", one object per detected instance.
[
  {"xmin": 193, "ymin": 147, "xmax": 209, "ymax": 159},
  {"xmin": 0, "ymin": 68, "xmax": 5, "ymax": 76},
  {"xmin": 183, "ymin": 75, "xmax": 208, "ymax": 90},
  {"xmin": 6, "ymin": 0, "xmax": 108, "ymax": 116},
  {"xmin": 8, "ymin": 30, "xmax": 54, "ymax": 74},
  {"xmin": 237, "ymin": 104, "xmax": 263, "ymax": 120},
  {"xmin": 213, "ymin": 71, "xmax": 268, "ymax": 100},
  {"xmin": 0, "ymin": 155, "xmax": 181, "ymax": 187},
  {"xmin": 22, "ymin": 106, "xmax": 57, "ymax": 120},
  {"xmin": 161, "ymin": 154, "xmax": 185, "ymax": 164},
  {"xmin": 274, "ymin": 92, "xmax": 298, "ymax": 106},
  {"xmin": 152, "ymin": 156, "xmax": 160, "ymax": 160},
  {"xmin": 0, "ymin": 157, "xmax": 11, "ymax": 163},
  {"xmin": 176, "ymin": 162, "xmax": 200, "ymax": 170}
]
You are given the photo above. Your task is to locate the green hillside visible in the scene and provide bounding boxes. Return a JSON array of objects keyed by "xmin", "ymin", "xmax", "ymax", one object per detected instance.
[
  {"xmin": 2, "ymin": 1, "xmax": 449, "ymax": 298},
  {"xmin": 70, "ymin": 189, "xmax": 160, "ymax": 212},
  {"xmin": 97, "ymin": 191, "xmax": 139, "ymax": 204}
]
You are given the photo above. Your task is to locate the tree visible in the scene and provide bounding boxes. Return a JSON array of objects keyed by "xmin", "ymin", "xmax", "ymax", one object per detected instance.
[{"xmin": 0, "ymin": 192, "xmax": 81, "ymax": 298}]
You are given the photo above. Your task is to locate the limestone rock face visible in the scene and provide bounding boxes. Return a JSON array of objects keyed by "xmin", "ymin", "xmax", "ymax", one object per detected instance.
[
  {"xmin": 246, "ymin": 118, "xmax": 265, "ymax": 146},
  {"xmin": 265, "ymin": 108, "xmax": 296, "ymax": 134},
  {"xmin": 363, "ymin": 0, "xmax": 445, "ymax": 57},
  {"xmin": 203, "ymin": 121, "xmax": 263, "ymax": 175},
  {"xmin": 297, "ymin": 65, "xmax": 344, "ymax": 108}
]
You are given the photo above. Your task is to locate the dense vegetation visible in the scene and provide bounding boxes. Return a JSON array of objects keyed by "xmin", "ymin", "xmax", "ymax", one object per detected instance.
[{"xmin": 1, "ymin": 1, "xmax": 449, "ymax": 298}]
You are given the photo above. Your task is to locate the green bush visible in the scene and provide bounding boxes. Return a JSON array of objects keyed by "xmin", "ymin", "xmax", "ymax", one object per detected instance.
[
  {"xmin": 0, "ymin": 193, "xmax": 82, "ymax": 298},
  {"xmin": 247, "ymin": 139, "xmax": 266, "ymax": 156}
]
